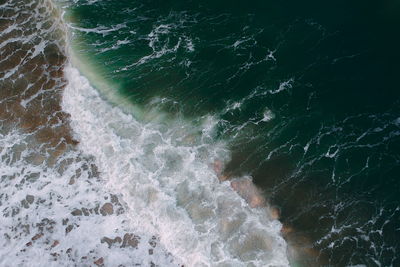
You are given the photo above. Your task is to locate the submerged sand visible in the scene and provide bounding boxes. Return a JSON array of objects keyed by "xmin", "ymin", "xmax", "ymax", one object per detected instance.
[{"xmin": 0, "ymin": 1, "xmax": 180, "ymax": 266}]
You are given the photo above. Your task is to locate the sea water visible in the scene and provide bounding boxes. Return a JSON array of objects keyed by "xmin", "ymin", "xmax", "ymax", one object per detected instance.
[{"xmin": 1, "ymin": 0, "xmax": 400, "ymax": 266}]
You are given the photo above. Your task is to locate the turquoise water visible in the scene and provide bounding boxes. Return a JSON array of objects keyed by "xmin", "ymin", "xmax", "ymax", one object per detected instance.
[{"xmin": 62, "ymin": 0, "xmax": 400, "ymax": 265}]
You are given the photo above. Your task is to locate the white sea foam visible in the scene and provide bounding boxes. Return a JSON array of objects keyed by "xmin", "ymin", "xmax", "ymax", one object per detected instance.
[
  {"xmin": 62, "ymin": 65, "xmax": 290, "ymax": 266},
  {"xmin": 0, "ymin": 127, "xmax": 180, "ymax": 266},
  {"xmin": 118, "ymin": 22, "xmax": 194, "ymax": 71},
  {"xmin": 269, "ymin": 79, "xmax": 293, "ymax": 94},
  {"xmin": 260, "ymin": 108, "xmax": 275, "ymax": 123},
  {"xmin": 68, "ymin": 23, "xmax": 127, "ymax": 37}
]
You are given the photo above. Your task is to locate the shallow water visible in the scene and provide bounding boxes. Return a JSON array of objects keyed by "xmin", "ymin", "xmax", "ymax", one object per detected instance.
[{"xmin": 0, "ymin": 1, "xmax": 180, "ymax": 266}]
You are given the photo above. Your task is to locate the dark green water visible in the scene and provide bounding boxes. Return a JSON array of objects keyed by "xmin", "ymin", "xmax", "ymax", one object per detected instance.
[{"xmin": 63, "ymin": 0, "xmax": 400, "ymax": 265}]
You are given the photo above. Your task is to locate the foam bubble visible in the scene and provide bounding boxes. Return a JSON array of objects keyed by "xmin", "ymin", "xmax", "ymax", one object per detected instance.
[{"xmin": 261, "ymin": 108, "xmax": 275, "ymax": 122}]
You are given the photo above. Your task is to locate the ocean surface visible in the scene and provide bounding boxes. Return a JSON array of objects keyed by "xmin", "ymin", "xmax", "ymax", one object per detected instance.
[{"xmin": 1, "ymin": 0, "xmax": 400, "ymax": 266}]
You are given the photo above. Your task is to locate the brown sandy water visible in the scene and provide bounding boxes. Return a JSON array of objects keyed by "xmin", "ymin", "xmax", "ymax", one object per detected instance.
[
  {"xmin": 0, "ymin": 1, "xmax": 181, "ymax": 265},
  {"xmin": 219, "ymin": 159, "xmax": 324, "ymax": 267}
]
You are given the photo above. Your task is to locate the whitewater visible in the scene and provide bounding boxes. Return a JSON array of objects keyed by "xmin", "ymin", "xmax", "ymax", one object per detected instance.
[{"xmin": 61, "ymin": 62, "xmax": 289, "ymax": 266}]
